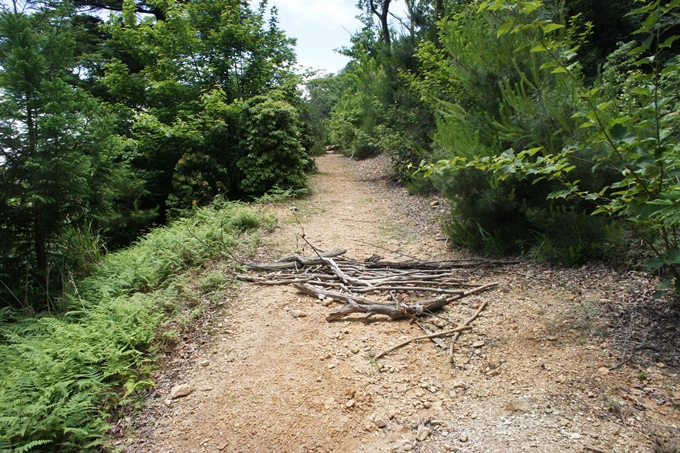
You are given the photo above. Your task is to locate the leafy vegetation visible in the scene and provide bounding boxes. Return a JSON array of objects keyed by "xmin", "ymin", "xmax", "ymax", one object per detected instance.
[
  {"xmin": 423, "ymin": 0, "xmax": 680, "ymax": 291},
  {"xmin": 0, "ymin": 200, "xmax": 268, "ymax": 451},
  {"xmin": 0, "ymin": 0, "xmax": 311, "ymax": 312}
]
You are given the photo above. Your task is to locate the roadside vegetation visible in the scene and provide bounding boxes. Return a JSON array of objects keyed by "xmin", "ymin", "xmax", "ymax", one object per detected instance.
[
  {"xmin": 0, "ymin": 200, "xmax": 269, "ymax": 451},
  {"xmin": 0, "ymin": 0, "xmax": 300, "ymax": 451}
]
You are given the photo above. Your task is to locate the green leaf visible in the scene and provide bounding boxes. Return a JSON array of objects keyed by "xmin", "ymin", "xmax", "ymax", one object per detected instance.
[
  {"xmin": 646, "ymin": 256, "xmax": 664, "ymax": 271},
  {"xmin": 551, "ymin": 67, "xmax": 567, "ymax": 74},
  {"xmin": 664, "ymin": 248, "xmax": 680, "ymax": 265},
  {"xmin": 660, "ymin": 35, "xmax": 680, "ymax": 49},
  {"xmin": 521, "ymin": 1, "xmax": 542, "ymax": 14},
  {"xmin": 542, "ymin": 23, "xmax": 564, "ymax": 34},
  {"xmin": 641, "ymin": 12, "xmax": 659, "ymax": 31},
  {"xmin": 530, "ymin": 42, "xmax": 547, "ymax": 53},
  {"xmin": 652, "ymin": 290, "xmax": 668, "ymax": 299},
  {"xmin": 497, "ymin": 17, "xmax": 515, "ymax": 37}
]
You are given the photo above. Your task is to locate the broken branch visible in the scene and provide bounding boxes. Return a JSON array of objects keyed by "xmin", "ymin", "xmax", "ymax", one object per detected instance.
[{"xmin": 374, "ymin": 326, "xmax": 473, "ymax": 359}]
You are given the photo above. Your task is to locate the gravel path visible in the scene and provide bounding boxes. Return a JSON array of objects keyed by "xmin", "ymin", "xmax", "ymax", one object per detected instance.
[{"xmin": 121, "ymin": 153, "xmax": 680, "ymax": 453}]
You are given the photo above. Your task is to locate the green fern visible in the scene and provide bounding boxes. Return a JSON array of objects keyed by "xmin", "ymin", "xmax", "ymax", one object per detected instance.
[{"xmin": 0, "ymin": 201, "xmax": 267, "ymax": 451}]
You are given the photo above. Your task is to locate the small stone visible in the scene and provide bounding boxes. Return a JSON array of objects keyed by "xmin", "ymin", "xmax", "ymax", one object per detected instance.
[
  {"xmin": 170, "ymin": 384, "xmax": 192, "ymax": 399},
  {"xmin": 504, "ymin": 397, "xmax": 534, "ymax": 412},
  {"xmin": 199, "ymin": 359, "xmax": 210, "ymax": 367},
  {"xmin": 453, "ymin": 382, "xmax": 467, "ymax": 389},
  {"xmin": 375, "ymin": 419, "xmax": 388, "ymax": 428},
  {"xmin": 291, "ymin": 310, "xmax": 307, "ymax": 318},
  {"xmin": 433, "ymin": 318, "xmax": 446, "ymax": 328},
  {"xmin": 459, "ymin": 434, "xmax": 469, "ymax": 443},
  {"xmin": 657, "ymin": 362, "xmax": 666, "ymax": 368},
  {"xmin": 570, "ymin": 432, "xmax": 582, "ymax": 440},
  {"xmin": 487, "ymin": 368, "xmax": 500, "ymax": 377},
  {"xmin": 445, "ymin": 445, "xmax": 456, "ymax": 451},
  {"xmin": 423, "ymin": 401, "xmax": 432, "ymax": 409},
  {"xmin": 217, "ymin": 441, "xmax": 228, "ymax": 451},
  {"xmin": 416, "ymin": 425, "xmax": 430, "ymax": 441},
  {"xmin": 598, "ymin": 367, "xmax": 610, "ymax": 375},
  {"xmin": 472, "ymin": 341, "xmax": 485, "ymax": 348},
  {"xmin": 346, "ymin": 399, "xmax": 356, "ymax": 408},
  {"xmin": 430, "ymin": 200, "xmax": 440, "ymax": 207},
  {"xmin": 164, "ymin": 399, "xmax": 172, "ymax": 406},
  {"xmin": 321, "ymin": 298, "xmax": 333, "ymax": 306}
]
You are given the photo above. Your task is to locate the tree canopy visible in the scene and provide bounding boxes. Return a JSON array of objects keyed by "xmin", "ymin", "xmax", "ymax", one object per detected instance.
[{"xmin": 0, "ymin": 0, "xmax": 310, "ymax": 311}]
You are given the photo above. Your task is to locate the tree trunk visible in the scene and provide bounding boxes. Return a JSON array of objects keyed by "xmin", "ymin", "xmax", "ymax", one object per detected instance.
[
  {"xmin": 370, "ymin": 0, "xmax": 391, "ymax": 47},
  {"xmin": 34, "ymin": 207, "xmax": 47, "ymax": 275}
]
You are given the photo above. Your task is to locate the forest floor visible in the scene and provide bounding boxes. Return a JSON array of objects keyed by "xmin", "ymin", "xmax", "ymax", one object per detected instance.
[{"xmin": 122, "ymin": 153, "xmax": 680, "ymax": 453}]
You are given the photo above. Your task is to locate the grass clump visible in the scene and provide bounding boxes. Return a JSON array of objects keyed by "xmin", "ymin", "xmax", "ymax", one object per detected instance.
[{"xmin": 0, "ymin": 200, "xmax": 268, "ymax": 452}]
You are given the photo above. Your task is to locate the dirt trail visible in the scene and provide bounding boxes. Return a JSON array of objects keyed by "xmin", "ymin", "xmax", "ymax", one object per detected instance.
[{"xmin": 128, "ymin": 154, "xmax": 680, "ymax": 453}]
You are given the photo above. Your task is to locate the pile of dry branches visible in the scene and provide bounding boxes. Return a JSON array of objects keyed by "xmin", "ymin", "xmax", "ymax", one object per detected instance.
[{"xmin": 237, "ymin": 247, "xmax": 508, "ymax": 359}]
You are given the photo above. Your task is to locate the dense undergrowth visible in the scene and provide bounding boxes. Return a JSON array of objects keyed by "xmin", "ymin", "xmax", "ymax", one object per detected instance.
[{"xmin": 0, "ymin": 200, "xmax": 270, "ymax": 452}]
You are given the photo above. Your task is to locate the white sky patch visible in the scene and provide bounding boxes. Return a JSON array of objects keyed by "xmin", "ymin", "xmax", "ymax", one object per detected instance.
[{"xmin": 264, "ymin": 0, "xmax": 408, "ymax": 75}]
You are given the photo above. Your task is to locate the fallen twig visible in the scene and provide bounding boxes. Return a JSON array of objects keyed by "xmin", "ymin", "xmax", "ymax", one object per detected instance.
[
  {"xmin": 354, "ymin": 239, "xmax": 423, "ymax": 261},
  {"xmin": 374, "ymin": 326, "xmax": 472, "ymax": 359},
  {"xmin": 449, "ymin": 299, "xmax": 489, "ymax": 361}
]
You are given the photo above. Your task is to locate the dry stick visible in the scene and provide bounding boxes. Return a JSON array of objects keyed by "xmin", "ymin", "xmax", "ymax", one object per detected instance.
[
  {"xmin": 293, "ymin": 282, "xmax": 390, "ymax": 306},
  {"xmin": 354, "ymin": 238, "xmax": 423, "ymax": 261},
  {"xmin": 245, "ymin": 249, "xmax": 349, "ymax": 271},
  {"xmin": 415, "ymin": 321, "xmax": 448, "ymax": 349},
  {"xmin": 275, "ymin": 248, "xmax": 347, "ymax": 263},
  {"xmin": 448, "ymin": 299, "xmax": 490, "ymax": 361},
  {"xmin": 353, "ymin": 286, "xmax": 466, "ymax": 295},
  {"xmin": 323, "ymin": 256, "xmax": 372, "ymax": 286},
  {"xmin": 363, "ymin": 259, "xmax": 519, "ymax": 270},
  {"xmin": 374, "ymin": 326, "xmax": 472, "ymax": 359},
  {"xmin": 324, "ymin": 282, "xmax": 497, "ymax": 322}
]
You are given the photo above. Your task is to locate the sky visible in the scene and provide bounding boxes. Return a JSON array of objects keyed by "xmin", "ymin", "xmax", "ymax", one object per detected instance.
[{"xmin": 264, "ymin": 0, "xmax": 407, "ymax": 75}]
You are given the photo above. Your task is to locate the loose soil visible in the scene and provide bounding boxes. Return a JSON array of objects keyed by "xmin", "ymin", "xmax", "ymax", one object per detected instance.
[{"xmin": 123, "ymin": 153, "xmax": 680, "ymax": 453}]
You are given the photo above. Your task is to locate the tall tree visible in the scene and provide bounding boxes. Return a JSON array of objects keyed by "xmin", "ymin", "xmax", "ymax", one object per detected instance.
[
  {"xmin": 358, "ymin": 0, "xmax": 392, "ymax": 47},
  {"xmin": 0, "ymin": 3, "xmax": 132, "ymax": 310},
  {"xmin": 101, "ymin": 0, "xmax": 305, "ymax": 215}
]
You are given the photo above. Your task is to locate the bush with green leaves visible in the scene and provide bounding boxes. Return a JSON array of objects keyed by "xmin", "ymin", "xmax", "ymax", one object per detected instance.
[
  {"xmin": 425, "ymin": 0, "xmax": 680, "ymax": 290},
  {"xmin": 417, "ymin": 1, "xmax": 621, "ymax": 264},
  {"xmin": 237, "ymin": 94, "xmax": 309, "ymax": 196},
  {"xmin": 0, "ymin": 200, "xmax": 268, "ymax": 452}
]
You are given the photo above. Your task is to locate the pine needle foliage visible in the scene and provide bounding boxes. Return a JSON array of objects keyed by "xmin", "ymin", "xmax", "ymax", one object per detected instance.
[{"xmin": 0, "ymin": 199, "xmax": 269, "ymax": 452}]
